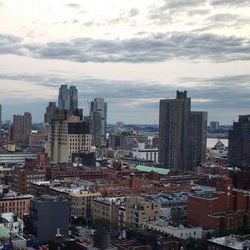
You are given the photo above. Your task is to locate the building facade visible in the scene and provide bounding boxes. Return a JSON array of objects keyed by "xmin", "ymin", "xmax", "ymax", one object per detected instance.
[
  {"xmin": 27, "ymin": 195, "xmax": 69, "ymax": 243},
  {"xmin": 44, "ymin": 102, "xmax": 56, "ymax": 124},
  {"xmin": 125, "ymin": 196, "xmax": 161, "ymax": 226},
  {"xmin": 47, "ymin": 115, "xmax": 93, "ymax": 163},
  {"xmin": 228, "ymin": 114, "xmax": 250, "ymax": 167},
  {"xmin": 89, "ymin": 98, "xmax": 107, "ymax": 146},
  {"xmin": 58, "ymin": 84, "xmax": 78, "ymax": 111},
  {"xmin": 12, "ymin": 112, "xmax": 32, "ymax": 145},
  {"xmin": 0, "ymin": 193, "xmax": 33, "ymax": 219},
  {"xmin": 159, "ymin": 91, "xmax": 207, "ymax": 171}
]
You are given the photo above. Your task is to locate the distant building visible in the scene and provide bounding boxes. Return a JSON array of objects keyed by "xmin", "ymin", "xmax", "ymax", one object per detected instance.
[
  {"xmin": 27, "ymin": 195, "xmax": 69, "ymax": 243},
  {"xmin": 12, "ymin": 112, "xmax": 32, "ymax": 145},
  {"xmin": 89, "ymin": 98, "xmax": 107, "ymax": 146},
  {"xmin": 44, "ymin": 102, "xmax": 56, "ymax": 124},
  {"xmin": 228, "ymin": 114, "xmax": 250, "ymax": 167},
  {"xmin": 132, "ymin": 142, "xmax": 158, "ymax": 164},
  {"xmin": 47, "ymin": 115, "xmax": 93, "ymax": 163},
  {"xmin": 12, "ymin": 115, "xmax": 24, "ymax": 144},
  {"xmin": 159, "ymin": 91, "xmax": 207, "ymax": 171},
  {"xmin": 58, "ymin": 84, "xmax": 78, "ymax": 111},
  {"xmin": 188, "ymin": 111, "xmax": 207, "ymax": 169},
  {"xmin": 209, "ymin": 121, "xmax": 220, "ymax": 132}
]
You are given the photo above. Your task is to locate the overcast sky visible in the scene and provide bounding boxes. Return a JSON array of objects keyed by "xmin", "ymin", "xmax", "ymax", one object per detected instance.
[{"xmin": 0, "ymin": 0, "xmax": 249, "ymax": 124}]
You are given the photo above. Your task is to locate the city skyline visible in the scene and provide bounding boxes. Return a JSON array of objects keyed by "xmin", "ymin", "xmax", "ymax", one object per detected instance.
[{"xmin": 0, "ymin": 0, "xmax": 249, "ymax": 124}]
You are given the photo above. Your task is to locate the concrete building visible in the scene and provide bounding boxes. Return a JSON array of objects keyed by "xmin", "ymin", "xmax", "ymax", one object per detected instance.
[
  {"xmin": 89, "ymin": 98, "xmax": 107, "ymax": 146},
  {"xmin": 47, "ymin": 115, "xmax": 93, "ymax": 163},
  {"xmin": 93, "ymin": 197, "xmax": 124, "ymax": 229},
  {"xmin": 228, "ymin": 114, "xmax": 250, "ymax": 167},
  {"xmin": 27, "ymin": 195, "xmax": 70, "ymax": 243},
  {"xmin": 132, "ymin": 143, "xmax": 158, "ymax": 164},
  {"xmin": 0, "ymin": 213, "xmax": 24, "ymax": 236},
  {"xmin": 207, "ymin": 235, "xmax": 250, "ymax": 250},
  {"xmin": 44, "ymin": 102, "xmax": 56, "ymax": 124},
  {"xmin": 143, "ymin": 219, "xmax": 202, "ymax": 240},
  {"xmin": 159, "ymin": 91, "xmax": 207, "ymax": 171},
  {"xmin": 30, "ymin": 180, "xmax": 101, "ymax": 221},
  {"xmin": 125, "ymin": 196, "xmax": 161, "ymax": 226},
  {"xmin": 210, "ymin": 121, "xmax": 220, "ymax": 132}
]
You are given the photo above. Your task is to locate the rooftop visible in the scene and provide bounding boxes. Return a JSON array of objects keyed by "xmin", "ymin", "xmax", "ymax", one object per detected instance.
[
  {"xmin": 135, "ymin": 165, "xmax": 170, "ymax": 175},
  {"xmin": 208, "ymin": 235, "xmax": 250, "ymax": 250}
]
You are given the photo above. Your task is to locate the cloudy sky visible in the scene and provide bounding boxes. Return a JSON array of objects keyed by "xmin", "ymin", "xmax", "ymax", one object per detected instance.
[{"xmin": 0, "ymin": 0, "xmax": 249, "ymax": 124}]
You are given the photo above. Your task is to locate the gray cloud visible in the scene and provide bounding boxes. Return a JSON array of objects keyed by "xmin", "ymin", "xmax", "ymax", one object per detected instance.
[
  {"xmin": 1, "ymin": 32, "xmax": 250, "ymax": 63},
  {"xmin": 210, "ymin": 0, "xmax": 250, "ymax": 6},
  {"xmin": 64, "ymin": 3, "xmax": 81, "ymax": 9},
  {"xmin": 0, "ymin": 34, "xmax": 24, "ymax": 55},
  {"xmin": 161, "ymin": 0, "xmax": 203, "ymax": 10}
]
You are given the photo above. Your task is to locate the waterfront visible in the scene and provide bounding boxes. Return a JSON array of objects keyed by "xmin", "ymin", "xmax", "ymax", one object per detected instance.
[{"xmin": 207, "ymin": 138, "xmax": 228, "ymax": 148}]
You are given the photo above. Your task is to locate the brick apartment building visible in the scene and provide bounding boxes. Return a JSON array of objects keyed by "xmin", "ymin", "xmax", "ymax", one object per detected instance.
[
  {"xmin": 0, "ymin": 193, "xmax": 33, "ymax": 218},
  {"xmin": 11, "ymin": 168, "xmax": 46, "ymax": 194},
  {"xmin": 188, "ymin": 176, "xmax": 250, "ymax": 231}
]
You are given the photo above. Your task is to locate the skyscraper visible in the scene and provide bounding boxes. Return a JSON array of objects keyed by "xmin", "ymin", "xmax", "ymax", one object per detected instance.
[
  {"xmin": 58, "ymin": 84, "xmax": 70, "ymax": 110},
  {"xmin": 58, "ymin": 84, "xmax": 78, "ymax": 111},
  {"xmin": 23, "ymin": 112, "xmax": 32, "ymax": 134},
  {"xmin": 69, "ymin": 85, "xmax": 78, "ymax": 110},
  {"xmin": 13, "ymin": 115, "xmax": 24, "ymax": 144},
  {"xmin": 44, "ymin": 102, "xmax": 56, "ymax": 124},
  {"xmin": 12, "ymin": 112, "xmax": 32, "ymax": 145},
  {"xmin": 159, "ymin": 91, "xmax": 207, "ymax": 171},
  {"xmin": 89, "ymin": 98, "xmax": 107, "ymax": 146},
  {"xmin": 188, "ymin": 111, "xmax": 207, "ymax": 169},
  {"xmin": 228, "ymin": 115, "xmax": 250, "ymax": 167}
]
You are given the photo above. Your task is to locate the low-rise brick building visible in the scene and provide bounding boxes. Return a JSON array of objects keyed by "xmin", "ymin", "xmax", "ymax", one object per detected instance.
[{"xmin": 187, "ymin": 176, "xmax": 250, "ymax": 231}]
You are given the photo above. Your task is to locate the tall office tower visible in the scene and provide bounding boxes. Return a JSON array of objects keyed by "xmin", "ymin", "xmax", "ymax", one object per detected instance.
[
  {"xmin": 159, "ymin": 91, "xmax": 207, "ymax": 171},
  {"xmin": 58, "ymin": 84, "xmax": 70, "ymax": 110},
  {"xmin": 47, "ymin": 115, "xmax": 93, "ymax": 163},
  {"xmin": 89, "ymin": 98, "xmax": 107, "ymax": 146},
  {"xmin": 228, "ymin": 115, "xmax": 250, "ymax": 168},
  {"xmin": 69, "ymin": 85, "xmax": 78, "ymax": 110},
  {"xmin": 44, "ymin": 102, "xmax": 56, "ymax": 124},
  {"xmin": 188, "ymin": 111, "xmax": 207, "ymax": 169},
  {"xmin": 13, "ymin": 115, "xmax": 24, "ymax": 144},
  {"xmin": 58, "ymin": 84, "xmax": 78, "ymax": 111}
]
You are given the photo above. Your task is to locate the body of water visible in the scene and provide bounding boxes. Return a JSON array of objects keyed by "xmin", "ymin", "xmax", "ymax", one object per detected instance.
[{"xmin": 207, "ymin": 138, "xmax": 228, "ymax": 148}]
